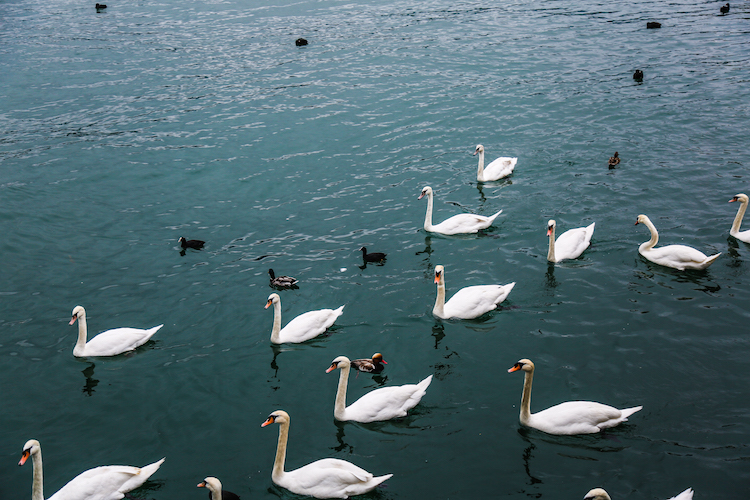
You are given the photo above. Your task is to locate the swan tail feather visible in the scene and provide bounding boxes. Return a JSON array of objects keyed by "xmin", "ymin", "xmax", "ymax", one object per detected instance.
[
  {"xmin": 667, "ymin": 487, "xmax": 694, "ymax": 500},
  {"xmin": 619, "ymin": 405, "xmax": 643, "ymax": 419}
]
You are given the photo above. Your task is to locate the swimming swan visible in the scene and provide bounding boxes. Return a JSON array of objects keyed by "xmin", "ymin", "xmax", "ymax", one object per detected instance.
[
  {"xmin": 68, "ymin": 306, "xmax": 163, "ymax": 357},
  {"xmin": 432, "ymin": 265, "xmax": 515, "ymax": 319},
  {"xmin": 584, "ymin": 487, "xmax": 694, "ymax": 500},
  {"xmin": 19, "ymin": 439, "xmax": 164, "ymax": 500},
  {"xmin": 418, "ymin": 186, "xmax": 502, "ymax": 235},
  {"xmin": 547, "ymin": 220, "xmax": 595, "ymax": 262},
  {"xmin": 261, "ymin": 410, "xmax": 392, "ymax": 499},
  {"xmin": 729, "ymin": 193, "xmax": 750, "ymax": 243},
  {"xmin": 635, "ymin": 214, "xmax": 720, "ymax": 270},
  {"xmin": 198, "ymin": 477, "xmax": 240, "ymax": 500},
  {"xmin": 508, "ymin": 359, "xmax": 642, "ymax": 435},
  {"xmin": 326, "ymin": 356, "xmax": 432, "ymax": 422},
  {"xmin": 265, "ymin": 293, "xmax": 344, "ymax": 344},
  {"xmin": 474, "ymin": 144, "xmax": 517, "ymax": 182}
]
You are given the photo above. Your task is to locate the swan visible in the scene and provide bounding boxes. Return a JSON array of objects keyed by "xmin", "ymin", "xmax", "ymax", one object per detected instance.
[
  {"xmin": 19, "ymin": 439, "xmax": 164, "ymax": 500},
  {"xmin": 198, "ymin": 477, "xmax": 240, "ymax": 500},
  {"xmin": 265, "ymin": 293, "xmax": 344, "ymax": 344},
  {"xmin": 326, "ymin": 356, "xmax": 431, "ymax": 422},
  {"xmin": 728, "ymin": 193, "xmax": 750, "ymax": 243},
  {"xmin": 268, "ymin": 269, "xmax": 298, "ymax": 288},
  {"xmin": 351, "ymin": 353, "xmax": 387, "ymax": 374},
  {"xmin": 261, "ymin": 410, "xmax": 392, "ymax": 499},
  {"xmin": 635, "ymin": 214, "xmax": 720, "ymax": 270},
  {"xmin": 547, "ymin": 220, "xmax": 595, "ymax": 262},
  {"xmin": 508, "ymin": 359, "xmax": 642, "ymax": 435},
  {"xmin": 68, "ymin": 306, "xmax": 163, "ymax": 357},
  {"xmin": 473, "ymin": 144, "xmax": 517, "ymax": 182},
  {"xmin": 584, "ymin": 487, "xmax": 693, "ymax": 500},
  {"xmin": 418, "ymin": 186, "xmax": 502, "ymax": 235},
  {"xmin": 432, "ymin": 265, "xmax": 515, "ymax": 320}
]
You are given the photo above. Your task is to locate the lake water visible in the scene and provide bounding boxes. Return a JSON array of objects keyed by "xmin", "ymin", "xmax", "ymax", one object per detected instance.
[{"xmin": 2, "ymin": 0, "xmax": 749, "ymax": 498}]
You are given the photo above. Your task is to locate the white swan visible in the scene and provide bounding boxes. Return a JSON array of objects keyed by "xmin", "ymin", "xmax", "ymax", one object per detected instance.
[
  {"xmin": 261, "ymin": 410, "xmax": 392, "ymax": 499},
  {"xmin": 326, "ymin": 356, "xmax": 432, "ymax": 423},
  {"xmin": 69, "ymin": 306, "xmax": 163, "ymax": 357},
  {"xmin": 19, "ymin": 439, "xmax": 164, "ymax": 500},
  {"xmin": 418, "ymin": 186, "xmax": 502, "ymax": 235},
  {"xmin": 635, "ymin": 214, "xmax": 720, "ymax": 270},
  {"xmin": 432, "ymin": 265, "xmax": 515, "ymax": 320},
  {"xmin": 729, "ymin": 193, "xmax": 750, "ymax": 243},
  {"xmin": 584, "ymin": 487, "xmax": 694, "ymax": 500},
  {"xmin": 547, "ymin": 219, "xmax": 595, "ymax": 262},
  {"xmin": 198, "ymin": 477, "xmax": 240, "ymax": 500},
  {"xmin": 265, "ymin": 293, "xmax": 344, "ymax": 344},
  {"xmin": 508, "ymin": 359, "xmax": 643, "ymax": 435},
  {"xmin": 474, "ymin": 144, "xmax": 517, "ymax": 182}
]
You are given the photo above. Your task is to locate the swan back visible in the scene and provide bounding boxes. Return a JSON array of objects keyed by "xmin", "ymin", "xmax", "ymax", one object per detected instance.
[
  {"xmin": 584, "ymin": 488, "xmax": 612, "ymax": 500},
  {"xmin": 433, "ymin": 264, "xmax": 515, "ymax": 319},
  {"xmin": 474, "ymin": 144, "xmax": 517, "ymax": 182},
  {"xmin": 636, "ymin": 214, "xmax": 720, "ymax": 270},
  {"xmin": 547, "ymin": 220, "xmax": 595, "ymax": 262},
  {"xmin": 419, "ymin": 186, "xmax": 501, "ymax": 234}
]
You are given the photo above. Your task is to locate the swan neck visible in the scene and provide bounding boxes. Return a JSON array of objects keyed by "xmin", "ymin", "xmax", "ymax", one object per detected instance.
[
  {"xmin": 31, "ymin": 450, "xmax": 44, "ymax": 500},
  {"xmin": 547, "ymin": 227, "xmax": 556, "ymax": 262},
  {"xmin": 270, "ymin": 301, "xmax": 282, "ymax": 343},
  {"xmin": 731, "ymin": 199, "xmax": 747, "ymax": 235},
  {"xmin": 642, "ymin": 219, "xmax": 659, "ymax": 250},
  {"xmin": 520, "ymin": 369, "xmax": 533, "ymax": 425},
  {"xmin": 423, "ymin": 191, "xmax": 433, "ymax": 230},
  {"xmin": 433, "ymin": 277, "xmax": 445, "ymax": 317},
  {"xmin": 74, "ymin": 316, "xmax": 88, "ymax": 356},
  {"xmin": 272, "ymin": 419, "xmax": 289, "ymax": 482},
  {"xmin": 334, "ymin": 363, "xmax": 350, "ymax": 420},
  {"xmin": 477, "ymin": 151, "xmax": 485, "ymax": 179}
]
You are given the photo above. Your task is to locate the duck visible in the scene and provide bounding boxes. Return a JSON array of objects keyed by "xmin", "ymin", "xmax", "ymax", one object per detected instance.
[
  {"xmin": 508, "ymin": 359, "xmax": 642, "ymax": 435},
  {"xmin": 261, "ymin": 410, "xmax": 392, "ymax": 499},
  {"xmin": 326, "ymin": 356, "xmax": 431, "ymax": 423},
  {"xmin": 178, "ymin": 237, "xmax": 205, "ymax": 250},
  {"xmin": 646, "ymin": 21, "xmax": 661, "ymax": 29},
  {"xmin": 351, "ymin": 353, "xmax": 387, "ymax": 374},
  {"xmin": 473, "ymin": 144, "xmax": 517, "ymax": 182},
  {"xmin": 418, "ymin": 186, "xmax": 502, "ymax": 235},
  {"xmin": 635, "ymin": 214, "xmax": 720, "ymax": 270},
  {"xmin": 608, "ymin": 152, "xmax": 620, "ymax": 168},
  {"xmin": 265, "ymin": 293, "xmax": 344, "ymax": 344},
  {"xmin": 198, "ymin": 477, "xmax": 240, "ymax": 500},
  {"xmin": 546, "ymin": 219, "xmax": 595, "ymax": 262},
  {"xmin": 728, "ymin": 193, "xmax": 750, "ymax": 243},
  {"xmin": 268, "ymin": 269, "xmax": 299, "ymax": 288},
  {"xmin": 68, "ymin": 305, "xmax": 163, "ymax": 357},
  {"xmin": 720, "ymin": 3, "xmax": 729, "ymax": 14},
  {"xmin": 584, "ymin": 487, "xmax": 694, "ymax": 500},
  {"xmin": 359, "ymin": 247, "xmax": 386, "ymax": 263},
  {"xmin": 633, "ymin": 69, "xmax": 644, "ymax": 81},
  {"xmin": 432, "ymin": 265, "xmax": 515, "ymax": 320},
  {"xmin": 19, "ymin": 439, "xmax": 164, "ymax": 500}
]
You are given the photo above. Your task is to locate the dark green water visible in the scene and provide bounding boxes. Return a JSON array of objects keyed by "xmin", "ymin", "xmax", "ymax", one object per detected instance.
[{"xmin": 1, "ymin": 0, "xmax": 749, "ymax": 499}]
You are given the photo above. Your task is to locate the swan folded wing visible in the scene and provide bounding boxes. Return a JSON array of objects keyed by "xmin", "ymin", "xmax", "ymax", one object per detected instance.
[
  {"xmin": 433, "ymin": 211, "xmax": 501, "ymax": 235},
  {"xmin": 283, "ymin": 459, "xmax": 387, "ymax": 499},
  {"xmin": 555, "ymin": 225, "xmax": 594, "ymax": 260},
  {"xmin": 83, "ymin": 326, "xmax": 163, "ymax": 356},
  {"xmin": 49, "ymin": 466, "xmax": 144, "ymax": 500},
  {"xmin": 529, "ymin": 401, "xmax": 632, "ymax": 435},
  {"xmin": 344, "ymin": 376, "xmax": 432, "ymax": 422},
  {"xmin": 643, "ymin": 245, "xmax": 717, "ymax": 270},
  {"xmin": 444, "ymin": 284, "xmax": 513, "ymax": 319},
  {"xmin": 483, "ymin": 157, "xmax": 517, "ymax": 180},
  {"xmin": 279, "ymin": 308, "xmax": 342, "ymax": 343}
]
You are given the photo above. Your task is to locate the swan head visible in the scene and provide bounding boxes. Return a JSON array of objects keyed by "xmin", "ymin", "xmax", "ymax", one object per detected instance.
[
  {"xmin": 635, "ymin": 214, "xmax": 649, "ymax": 226},
  {"xmin": 547, "ymin": 219, "xmax": 556, "ymax": 236},
  {"xmin": 507, "ymin": 358, "xmax": 534, "ymax": 374},
  {"xmin": 19, "ymin": 439, "xmax": 40, "ymax": 466},
  {"xmin": 730, "ymin": 193, "xmax": 748, "ymax": 204},
  {"xmin": 583, "ymin": 488, "xmax": 611, "ymax": 500},
  {"xmin": 326, "ymin": 355, "xmax": 351, "ymax": 373},
  {"xmin": 261, "ymin": 409, "xmax": 290, "ymax": 427},
  {"xmin": 474, "ymin": 144, "xmax": 484, "ymax": 156},
  {"xmin": 198, "ymin": 477, "xmax": 222, "ymax": 493},
  {"xmin": 418, "ymin": 186, "xmax": 432, "ymax": 200},
  {"xmin": 265, "ymin": 293, "xmax": 280, "ymax": 309},
  {"xmin": 372, "ymin": 353, "xmax": 387, "ymax": 364},
  {"xmin": 434, "ymin": 265, "xmax": 445, "ymax": 284},
  {"xmin": 69, "ymin": 305, "xmax": 86, "ymax": 325}
]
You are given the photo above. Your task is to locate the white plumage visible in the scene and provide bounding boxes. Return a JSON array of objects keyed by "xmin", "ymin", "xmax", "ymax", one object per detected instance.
[
  {"xmin": 432, "ymin": 265, "xmax": 514, "ymax": 320},
  {"xmin": 635, "ymin": 214, "xmax": 720, "ymax": 270},
  {"xmin": 265, "ymin": 293, "xmax": 344, "ymax": 344},
  {"xmin": 729, "ymin": 193, "xmax": 750, "ymax": 243},
  {"xmin": 69, "ymin": 306, "xmax": 162, "ymax": 357},
  {"xmin": 584, "ymin": 487, "xmax": 694, "ymax": 500},
  {"xmin": 418, "ymin": 186, "xmax": 502, "ymax": 235},
  {"xmin": 474, "ymin": 144, "xmax": 517, "ymax": 182},
  {"xmin": 546, "ymin": 219, "xmax": 595, "ymax": 262},
  {"xmin": 326, "ymin": 356, "xmax": 432, "ymax": 423}
]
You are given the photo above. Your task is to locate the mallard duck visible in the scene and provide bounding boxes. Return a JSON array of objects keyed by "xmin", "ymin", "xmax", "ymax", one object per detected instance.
[{"xmin": 608, "ymin": 152, "xmax": 620, "ymax": 168}]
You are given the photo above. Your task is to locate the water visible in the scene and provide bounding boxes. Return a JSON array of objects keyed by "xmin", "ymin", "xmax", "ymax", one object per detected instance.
[{"xmin": 1, "ymin": 0, "xmax": 749, "ymax": 498}]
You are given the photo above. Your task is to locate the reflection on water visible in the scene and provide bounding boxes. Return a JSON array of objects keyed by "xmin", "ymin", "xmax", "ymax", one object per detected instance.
[{"xmin": 81, "ymin": 363, "xmax": 98, "ymax": 396}]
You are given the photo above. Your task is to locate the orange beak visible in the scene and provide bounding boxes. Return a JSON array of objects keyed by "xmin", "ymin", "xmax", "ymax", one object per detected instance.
[
  {"xmin": 69, "ymin": 315, "xmax": 77, "ymax": 326},
  {"xmin": 434, "ymin": 272, "xmax": 441, "ymax": 284},
  {"xmin": 325, "ymin": 363, "xmax": 337, "ymax": 373},
  {"xmin": 19, "ymin": 450, "xmax": 30, "ymax": 466},
  {"xmin": 265, "ymin": 299, "xmax": 272, "ymax": 309},
  {"xmin": 507, "ymin": 364, "xmax": 521, "ymax": 373},
  {"xmin": 634, "ymin": 219, "xmax": 640, "ymax": 226},
  {"xmin": 730, "ymin": 197, "xmax": 738, "ymax": 203},
  {"xmin": 197, "ymin": 482, "xmax": 206, "ymax": 488},
  {"xmin": 261, "ymin": 416, "xmax": 274, "ymax": 427},
  {"xmin": 547, "ymin": 227, "xmax": 553, "ymax": 236}
]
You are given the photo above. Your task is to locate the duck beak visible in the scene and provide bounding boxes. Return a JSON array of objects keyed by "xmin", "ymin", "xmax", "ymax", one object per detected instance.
[
  {"xmin": 381, "ymin": 359, "xmax": 388, "ymax": 364},
  {"xmin": 19, "ymin": 450, "xmax": 30, "ymax": 466}
]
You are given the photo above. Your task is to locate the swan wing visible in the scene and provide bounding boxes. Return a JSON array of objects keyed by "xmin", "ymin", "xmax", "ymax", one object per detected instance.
[
  {"xmin": 82, "ymin": 326, "xmax": 163, "ymax": 357},
  {"xmin": 278, "ymin": 307, "xmax": 344, "ymax": 343},
  {"xmin": 431, "ymin": 211, "xmax": 502, "ymax": 235},
  {"xmin": 554, "ymin": 223, "xmax": 595, "ymax": 261},
  {"xmin": 443, "ymin": 284, "xmax": 515, "ymax": 319},
  {"xmin": 667, "ymin": 488, "xmax": 694, "ymax": 500},
  {"xmin": 344, "ymin": 375, "xmax": 432, "ymax": 422},
  {"xmin": 641, "ymin": 244, "xmax": 719, "ymax": 270},
  {"xmin": 732, "ymin": 229, "xmax": 750, "ymax": 243},
  {"xmin": 528, "ymin": 401, "xmax": 641, "ymax": 435},
  {"xmin": 481, "ymin": 157, "xmax": 517, "ymax": 181},
  {"xmin": 281, "ymin": 459, "xmax": 391, "ymax": 499},
  {"xmin": 49, "ymin": 459, "xmax": 164, "ymax": 500}
]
